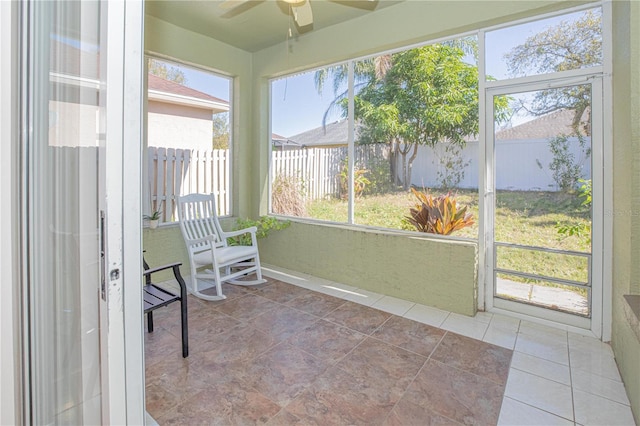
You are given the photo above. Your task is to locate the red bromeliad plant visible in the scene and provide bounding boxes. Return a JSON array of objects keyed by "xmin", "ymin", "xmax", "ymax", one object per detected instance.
[{"xmin": 406, "ymin": 188, "xmax": 475, "ymax": 235}]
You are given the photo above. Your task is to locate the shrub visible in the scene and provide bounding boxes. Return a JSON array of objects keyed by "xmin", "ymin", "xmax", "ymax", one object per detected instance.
[
  {"xmin": 433, "ymin": 143, "xmax": 471, "ymax": 190},
  {"xmin": 556, "ymin": 178, "xmax": 592, "ymax": 244},
  {"xmin": 539, "ymin": 133, "xmax": 590, "ymax": 192},
  {"xmin": 272, "ymin": 174, "xmax": 307, "ymax": 217},
  {"xmin": 406, "ymin": 187, "xmax": 475, "ymax": 235},
  {"xmin": 338, "ymin": 158, "xmax": 370, "ymax": 199},
  {"xmin": 363, "ymin": 157, "xmax": 395, "ymax": 195},
  {"xmin": 230, "ymin": 216, "xmax": 290, "ymax": 246}
]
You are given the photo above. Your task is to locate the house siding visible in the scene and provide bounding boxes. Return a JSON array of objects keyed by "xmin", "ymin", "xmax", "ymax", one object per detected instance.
[{"xmin": 147, "ymin": 100, "xmax": 214, "ymax": 151}]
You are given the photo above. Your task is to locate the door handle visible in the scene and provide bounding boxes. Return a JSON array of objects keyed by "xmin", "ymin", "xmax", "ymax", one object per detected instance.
[{"xmin": 100, "ymin": 210, "xmax": 106, "ymax": 301}]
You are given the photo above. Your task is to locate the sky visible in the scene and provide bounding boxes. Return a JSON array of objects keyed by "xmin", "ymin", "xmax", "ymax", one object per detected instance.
[
  {"xmin": 268, "ymin": 9, "xmax": 592, "ymax": 137},
  {"xmin": 154, "ymin": 8, "xmax": 597, "ymax": 138},
  {"xmin": 271, "ymin": 70, "xmax": 346, "ymax": 137}
]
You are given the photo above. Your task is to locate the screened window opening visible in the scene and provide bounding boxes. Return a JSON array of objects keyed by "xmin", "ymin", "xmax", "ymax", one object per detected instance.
[
  {"xmin": 270, "ymin": 37, "xmax": 481, "ymax": 239},
  {"xmin": 269, "ymin": 6, "xmax": 603, "ymax": 244},
  {"xmin": 146, "ymin": 58, "xmax": 232, "ymax": 222},
  {"xmin": 270, "ymin": 65, "xmax": 348, "ymax": 222},
  {"xmin": 485, "ymin": 7, "xmax": 602, "ymax": 81}
]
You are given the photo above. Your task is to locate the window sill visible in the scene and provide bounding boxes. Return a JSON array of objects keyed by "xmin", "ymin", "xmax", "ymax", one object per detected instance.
[
  {"xmin": 143, "ymin": 221, "xmax": 178, "ymax": 230},
  {"xmin": 269, "ymin": 214, "xmax": 478, "ymax": 244},
  {"xmin": 623, "ymin": 294, "xmax": 640, "ymax": 342}
]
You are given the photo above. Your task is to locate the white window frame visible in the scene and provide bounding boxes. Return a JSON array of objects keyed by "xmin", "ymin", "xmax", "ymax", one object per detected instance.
[
  {"xmin": 267, "ymin": 1, "xmax": 612, "ymax": 338},
  {"xmin": 143, "ymin": 54, "xmax": 234, "ymax": 220},
  {"xmin": 267, "ymin": 32, "xmax": 479, "ymax": 231},
  {"xmin": 477, "ymin": 2, "xmax": 611, "ymax": 339}
]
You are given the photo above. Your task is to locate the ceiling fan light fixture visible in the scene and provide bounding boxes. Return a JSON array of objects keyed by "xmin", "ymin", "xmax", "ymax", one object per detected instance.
[{"xmin": 282, "ymin": 0, "xmax": 306, "ymax": 5}]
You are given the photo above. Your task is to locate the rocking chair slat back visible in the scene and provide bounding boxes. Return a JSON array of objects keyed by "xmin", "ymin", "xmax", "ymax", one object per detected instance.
[{"xmin": 179, "ymin": 194, "xmax": 225, "ymax": 251}]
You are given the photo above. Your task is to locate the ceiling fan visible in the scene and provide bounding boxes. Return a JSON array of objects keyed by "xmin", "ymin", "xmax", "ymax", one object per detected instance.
[
  {"xmin": 220, "ymin": 0, "xmax": 314, "ymax": 27},
  {"xmin": 220, "ymin": 0, "xmax": 376, "ymax": 28}
]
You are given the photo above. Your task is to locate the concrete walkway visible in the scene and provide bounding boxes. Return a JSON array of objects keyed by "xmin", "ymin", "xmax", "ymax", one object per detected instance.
[{"xmin": 497, "ymin": 278, "xmax": 589, "ymax": 316}]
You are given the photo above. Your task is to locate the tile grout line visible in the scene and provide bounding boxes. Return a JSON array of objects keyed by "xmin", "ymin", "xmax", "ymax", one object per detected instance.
[
  {"xmin": 265, "ymin": 273, "xmax": 623, "ymax": 424},
  {"xmin": 506, "ymin": 324, "xmax": 577, "ymax": 424},
  {"xmin": 148, "ymin": 276, "xmax": 527, "ymax": 424},
  {"xmin": 378, "ymin": 330, "xmax": 450, "ymax": 425},
  {"xmin": 567, "ymin": 330, "xmax": 577, "ymax": 425},
  {"xmin": 502, "ymin": 396, "xmax": 578, "ymax": 425},
  {"xmin": 270, "ymin": 310, "xmax": 391, "ymax": 423},
  {"xmin": 222, "ymin": 282, "xmax": 327, "ymax": 419}
]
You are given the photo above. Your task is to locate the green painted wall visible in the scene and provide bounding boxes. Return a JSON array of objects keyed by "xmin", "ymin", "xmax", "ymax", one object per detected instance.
[
  {"xmin": 611, "ymin": 1, "xmax": 640, "ymax": 423},
  {"xmin": 252, "ymin": 1, "xmax": 595, "ymax": 216},
  {"xmin": 247, "ymin": 0, "xmax": 592, "ymax": 317},
  {"xmin": 253, "ymin": 1, "xmax": 586, "ymax": 78},
  {"xmin": 143, "ymin": 0, "xmax": 600, "ymax": 318},
  {"xmin": 142, "ymin": 225, "xmax": 188, "ymax": 282},
  {"xmin": 259, "ymin": 222, "xmax": 477, "ymax": 315},
  {"xmin": 143, "ymin": 8, "xmax": 640, "ymax": 419},
  {"xmin": 144, "ymin": 222, "xmax": 477, "ymax": 316},
  {"xmin": 613, "ymin": 303, "xmax": 640, "ymax": 425}
]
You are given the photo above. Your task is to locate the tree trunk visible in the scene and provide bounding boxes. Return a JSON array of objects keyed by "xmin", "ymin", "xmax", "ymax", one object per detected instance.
[
  {"xmin": 389, "ymin": 140, "xmax": 402, "ymax": 188},
  {"xmin": 406, "ymin": 143, "xmax": 419, "ymax": 189},
  {"xmin": 398, "ymin": 142, "xmax": 412, "ymax": 190}
]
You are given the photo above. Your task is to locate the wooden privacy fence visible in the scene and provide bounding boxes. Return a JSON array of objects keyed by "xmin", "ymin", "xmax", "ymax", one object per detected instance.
[
  {"xmin": 148, "ymin": 144, "xmax": 388, "ymax": 222},
  {"xmin": 148, "ymin": 147, "xmax": 230, "ymax": 222},
  {"xmin": 271, "ymin": 144, "xmax": 390, "ymax": 200}
]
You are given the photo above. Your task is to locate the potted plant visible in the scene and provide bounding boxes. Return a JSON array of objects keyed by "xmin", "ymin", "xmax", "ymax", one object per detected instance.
[{"xmin": 144, "ymin": 210, "xmax": 162, "ymax": 229}]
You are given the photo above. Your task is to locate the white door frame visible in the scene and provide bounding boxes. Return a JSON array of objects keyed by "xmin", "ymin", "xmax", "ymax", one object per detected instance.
[
  {"xmin": 0, "ymin": 1, "xmax": 20, "ymax": 424},
  {"xmin": 481, "ymin": 75, "xmax": 604, "ymax": 337},
  {"xmin": 1, "ymin": 0, "xmax": 144, "ymax": 423},
  {"xmin": 100, "ymin": 0, "xmax": 145, "ymax": 424}
]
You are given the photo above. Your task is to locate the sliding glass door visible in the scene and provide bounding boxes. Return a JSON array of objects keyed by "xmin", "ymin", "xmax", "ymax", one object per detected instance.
[{"xmin": 21, "ymin": 0, "xmax": 144, "ymax": 423}]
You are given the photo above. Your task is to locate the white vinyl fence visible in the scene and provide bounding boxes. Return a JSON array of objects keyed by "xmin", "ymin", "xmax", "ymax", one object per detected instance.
[
  {"xmin": 148, "ymin": 147, "xmax": 230, "ymax": 222},
  {"xmin": 411, "ymin": 137, "xmax": 591, "ymax": 191},
  {"xmin": 148, "ymin": 137, "xmax": 590, "ymax": 222}
]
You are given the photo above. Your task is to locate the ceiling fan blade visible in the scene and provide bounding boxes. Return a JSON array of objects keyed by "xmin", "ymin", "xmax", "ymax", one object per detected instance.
[
  {"xmin": 293, "ymin": 0, "xmax": 313, "ymax": 27},
  {"xmin": 219, "ymin": 0, "xmax": 264, "ymax": 18},
  {"xmin": 219, "ymin": 0, "xmax": 250, "ymax": 10},
  {"xmin": 330, "ymin": 0, "xmax": 379, "ymax": 11}
]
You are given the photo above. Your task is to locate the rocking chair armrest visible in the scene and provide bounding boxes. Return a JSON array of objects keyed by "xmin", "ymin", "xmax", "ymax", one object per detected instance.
[{"xmin": 221, "ymin": 226, "xmax": 258, "ymax": 239}]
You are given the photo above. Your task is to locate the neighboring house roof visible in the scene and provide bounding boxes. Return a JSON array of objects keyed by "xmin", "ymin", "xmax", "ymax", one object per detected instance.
[
  {"xmin": 275, "ymin": 109, "xmax": 588, "ymax": 148},
  {"xmin": 272, "ymin": 132, "xmax": 288, "ymax": 141},
  {"xmin": 286, "ymin": 119, "xmax": 363, "ymax": 148},
  {"xmin": 147, "ymin": 74, "xmax": 229, "ymax": 113},
  {"xmin": 496, "ymin": 109, "xmax": 589, "ymax": 140},
  {"xmin": 50, "ymin": 37, "xmax": 229, "ymax": 114},
  {"xmin": 290, "ymin": 119, "xmax": 348, "ymax": 147},
  {"xmin": 148, "ymin": 74, "xmax": 227, "ymax": 104},
  {"xmin": 272, "ymin": 132, "xmax": 303, "ymax": 149}
]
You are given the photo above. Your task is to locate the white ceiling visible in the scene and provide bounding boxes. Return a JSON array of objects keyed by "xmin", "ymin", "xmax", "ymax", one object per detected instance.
[{"xmin": 145, "ymin": 0, "xmax": 404, "ymax": 53}]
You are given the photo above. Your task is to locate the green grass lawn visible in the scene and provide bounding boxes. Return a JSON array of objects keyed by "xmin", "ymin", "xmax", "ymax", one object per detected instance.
[{"xmin": 306, "ymin": 188, "xmax": 591, "ymax": 294}]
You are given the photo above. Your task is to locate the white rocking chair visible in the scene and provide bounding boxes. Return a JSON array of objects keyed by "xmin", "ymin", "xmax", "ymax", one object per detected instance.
[{"xmin": 177, "ymin": 193, "xmax": 267, "ymax": 301}]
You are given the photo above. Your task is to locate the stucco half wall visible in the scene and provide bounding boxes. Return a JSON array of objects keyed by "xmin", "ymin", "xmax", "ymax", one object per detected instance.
[
  {"xmin": 143, "ymin": 221, "xmax": 478, "ymax": 316},
  {"xmin": 258, "ymin": 221, "xmax": 478, "ymax": 316}
]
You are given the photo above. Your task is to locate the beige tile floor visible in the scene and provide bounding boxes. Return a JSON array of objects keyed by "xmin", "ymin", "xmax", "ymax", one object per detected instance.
[{"xmin": 144, "ymin": 266, "xmax": 636, "ymax": 425}]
